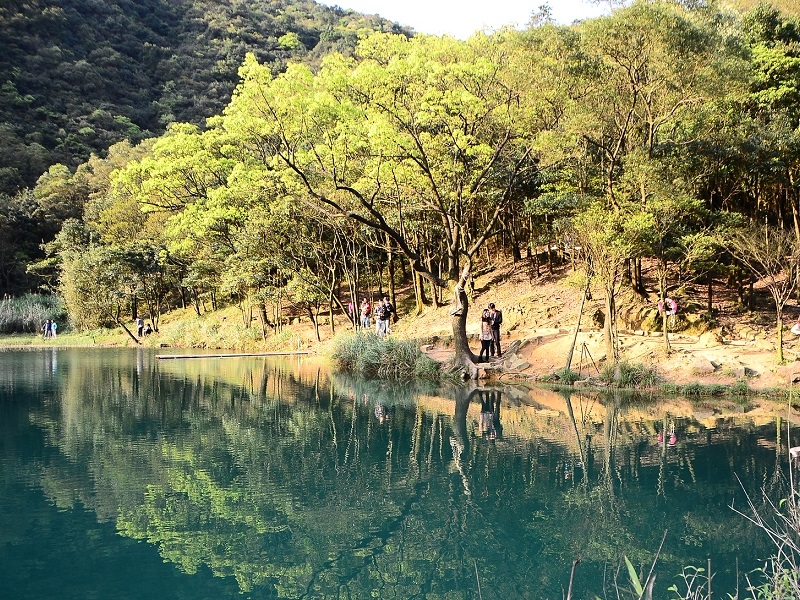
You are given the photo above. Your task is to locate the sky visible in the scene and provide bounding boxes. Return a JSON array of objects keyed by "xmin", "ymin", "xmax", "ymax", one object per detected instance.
[{"xmin": 318, "ymin": 1, "xmax": 611, "ymax": 39}]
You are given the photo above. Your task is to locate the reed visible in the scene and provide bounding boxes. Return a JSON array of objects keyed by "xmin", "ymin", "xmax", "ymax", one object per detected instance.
[
  {"xmin": 0, "ymin": 294, "xmax": 64, "ymax": 334},
  {"xmin": 331, "ymin": 332, "xmax": 441, "ymax": 379}
]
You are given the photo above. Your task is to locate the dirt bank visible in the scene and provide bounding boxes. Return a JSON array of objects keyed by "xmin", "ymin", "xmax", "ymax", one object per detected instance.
[{"xmin": 391, "ymin": 261, "xmax": 800, "ymax": 391}]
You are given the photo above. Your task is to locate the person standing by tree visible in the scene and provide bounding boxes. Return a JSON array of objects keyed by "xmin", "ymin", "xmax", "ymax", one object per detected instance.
[
  {"xmin": 478, "ymin": 309, "xmax": 493, "ymax": 362},
  {"xmin": 488, "ymin": 303, "xmax": 503, "ymax": 356},
  {"xmin": 136, "ymin": 316, "xmax": 144, "ymax": 338},
  {"xmin": 381, "ymin": 296, "xmax": 394, "ymax": 334},
  {"xmin": 375, "ymin": 298, "xmax": 388, "ymax": 337},
  {"xmin": 360, "ymin": 298, "xmax": 371, "ymax": 330}
]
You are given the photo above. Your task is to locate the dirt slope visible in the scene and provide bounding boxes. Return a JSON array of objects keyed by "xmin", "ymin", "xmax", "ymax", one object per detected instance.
[{"xmin": 390, "ymin": 260, "xmax": 800, "ymax": 390}]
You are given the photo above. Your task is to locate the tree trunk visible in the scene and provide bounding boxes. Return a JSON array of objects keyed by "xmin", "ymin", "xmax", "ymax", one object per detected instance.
[
  {"xmin": 603, "ymin": 284, "xmax": 619, "ymax": 363},
  {"xmin": 777, "ymin": 306, "xmax": 784, "ymax": 363},
  {"xmin": 707, "ymin": 274, "xmax": 713, "ymax": 315},
  {"xmin": 413, "ymin": 272, "xmax": 426, "ymax": 314},
  {"xmin": 388, "ymin": 244, "xmax": 397, "ymax": 322},
  {"xmin": 450, "ymin": 265, "xmax": 478, "ymax": 377},
  {"xmin": 114, "ymin": 306, "xmax": 140, "ymax": 345},
  {"xmin": 306, "ymin": 306, "xmax": 321, "ymax": 342},
  {"xmin": 659, "ymin": 264, "xmax": 670, "ymax": 354},
  {"xmin": 259, "ymin": 304, "xmax": 268, "ymax": 342}
]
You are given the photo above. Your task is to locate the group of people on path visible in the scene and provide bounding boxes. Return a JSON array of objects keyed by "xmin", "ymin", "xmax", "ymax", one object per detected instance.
[
  {"xmin": 478, "ymin": 302, "xmax": 502, "ymax": 362},
  {"xmin": 41, "ymin": 319, "xmax": 57, "ymax": 338},
  {"xmin": 348, "ymin": 296, "xmax": 395, "ymax": 338}
]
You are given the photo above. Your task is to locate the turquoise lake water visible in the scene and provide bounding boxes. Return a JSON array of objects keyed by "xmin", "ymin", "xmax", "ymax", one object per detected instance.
[{"xmin": 0, "ymin": 347, "xmax": 797, "ymax": 599}]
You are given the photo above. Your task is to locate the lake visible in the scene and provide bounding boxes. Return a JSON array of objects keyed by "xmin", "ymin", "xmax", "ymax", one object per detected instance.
[{"xmin": 0, "ymin": 347, "xmax": 797, "ymax": 599}]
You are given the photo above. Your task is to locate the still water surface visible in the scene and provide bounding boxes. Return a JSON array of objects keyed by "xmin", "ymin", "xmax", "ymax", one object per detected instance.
[{"xmin": 0, "ymin": 348, "xmax": 797, "ymax": 599}]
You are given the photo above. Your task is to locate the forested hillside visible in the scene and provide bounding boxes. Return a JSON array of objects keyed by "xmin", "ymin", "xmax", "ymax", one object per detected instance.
[
  {"xmin": 0, "ymin": 0, "xmax": 408, "ymax": 294},
  {"xmin": 0, "ymin": 0, "xmax": 407, "ymax": 195}
]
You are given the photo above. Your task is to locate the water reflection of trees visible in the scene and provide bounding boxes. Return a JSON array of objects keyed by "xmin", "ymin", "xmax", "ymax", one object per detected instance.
[{"xmin": 1, "ymin": 350, "xmax": 796, "ymax": 598}]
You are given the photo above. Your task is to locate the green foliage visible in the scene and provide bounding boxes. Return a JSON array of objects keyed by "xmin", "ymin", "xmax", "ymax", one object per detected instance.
[
  {"xmin": 332, "ymin": 332, "xmax": 441, "ymax": 380},
  {"xmin": 0, "ymin": 293, "xmax": 64, "ymax": 334},
  {"xmin": 540, "ymin": 367, "xmax": 582, "ymax": 384},
  {"xmin": 599, "ymin": 361, "xmax": 663, "ymax": 388}
]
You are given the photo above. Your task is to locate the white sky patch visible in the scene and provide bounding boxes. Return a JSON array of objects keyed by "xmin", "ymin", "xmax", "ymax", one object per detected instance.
[{"xmin": 318, "ymin": 1, "xmax": 611, "ymax": 39}]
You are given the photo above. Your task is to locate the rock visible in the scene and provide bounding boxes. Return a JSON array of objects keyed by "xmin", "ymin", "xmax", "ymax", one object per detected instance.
[
  {"xmin": 753, "ymin": 336, "xmax": 775, "ymax": 351},
  {"xmin": 573, "ymin": 379, "xmax": 592, "ymax": 388},
  {"xmin": 778, "ymin": 362, "xmax": 800, "ymax": 384},
  {"xmin": 698, "ymin": 329, "xmax": 723, "ymax": 346},
  {"xmin": 506, "ymin": 358, "xmax": 531, "ymax": 371},
  {"xmin": 692, "ymin": 358, "xmax": 718, "ymax": 375},
  {"xmin": 735, "ymin": 325, "xmax": 757, "ymax": 341},
  {"xmin": 504, "ymin": 339, "xmax": 523, "ymax": 356},
  {"xmin": 732, "ymin": 365, "xmax": 758, "ymax": 378}
]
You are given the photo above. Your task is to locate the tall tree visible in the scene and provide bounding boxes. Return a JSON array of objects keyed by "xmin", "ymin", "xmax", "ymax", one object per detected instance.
[{"xmin": 219, "ymin": 32, "xmax": 548, "ymax": 371}]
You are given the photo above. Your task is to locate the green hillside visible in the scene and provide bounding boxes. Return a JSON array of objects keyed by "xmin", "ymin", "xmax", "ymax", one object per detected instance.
[{"xmin": 0, "ymin": 0, "xmax": 409, "ymax": 195}]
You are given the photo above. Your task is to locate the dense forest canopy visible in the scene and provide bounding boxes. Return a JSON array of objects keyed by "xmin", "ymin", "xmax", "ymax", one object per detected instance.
[
  {"xmin": 0, "ymin": 0, "xmax": 409, "ymax": 196},
  {"xmin": 0, "ymin": 0, "xmax": 409, "ymax": 295},
  {"xmin": 6, "ymin": 0, "xmax": 800, "ymax": 368}
]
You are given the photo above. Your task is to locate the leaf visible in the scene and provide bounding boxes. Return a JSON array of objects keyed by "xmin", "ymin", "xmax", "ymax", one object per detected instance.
[{"xmin": 625, "ymin": 556, "xmax": 644, "ymax": 596}]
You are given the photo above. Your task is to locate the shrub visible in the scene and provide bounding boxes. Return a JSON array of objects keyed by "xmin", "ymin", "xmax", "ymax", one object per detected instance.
[
  {"xmin": 332, "ymin": 332, "xmax": 441, "ymax": 380},
  {"xmin": 599, "ymin": 361, "xmax": 662, "ymax": 388},
  {"xmin": 0, "ymin": 294, "xmax": 65, "ymax": 334},
  {"xmin": 540, "ymin": 367, "xmax": 582, "ymax": 384}
]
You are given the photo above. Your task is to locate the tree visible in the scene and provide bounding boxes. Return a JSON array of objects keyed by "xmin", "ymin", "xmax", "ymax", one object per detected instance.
[
  {"xmin": 220, "ymin": 32, "xmax": 546, "ymax": 371},
  {"xmin": 572, "ymin": 204, "xmax": 633, "ymax": 362},
  {"xmin": 727, "ymin": 224, "xmax": 799, "ymax": 362}
]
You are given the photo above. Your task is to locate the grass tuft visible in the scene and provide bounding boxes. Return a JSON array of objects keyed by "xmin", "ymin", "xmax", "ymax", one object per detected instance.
[
  {"xmin": 599, "ymin": 361, "xmax": 663, "ymax": 388},
  {"xmin": 332, "ymin": 332, "xmax": 441, "ymax": 380}
]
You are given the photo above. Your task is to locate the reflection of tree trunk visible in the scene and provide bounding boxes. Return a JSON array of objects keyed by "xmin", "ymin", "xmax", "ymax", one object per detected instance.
[
  {"xmin": 450, "ymin": 387, "xmax": 474, "ymax": 497},
  {"xmin": 657, "ymin": 414, "xmax": 668, "ymax": 498},
  {"xmin": 410, "ymin": 404, "xmax": 423, "ymax": 476},
  {"xmin": 602, "ymin": 395, "xmax": 620, "ymax": 506},
  {"xmin": 564, "ymin": 393, "xmax": 586, "ymax": 471}
]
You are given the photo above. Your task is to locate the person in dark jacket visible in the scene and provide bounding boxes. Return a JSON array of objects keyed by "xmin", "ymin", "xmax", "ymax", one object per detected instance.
[{"xmin": 488, "ymin": 303, "xmax": 502, "ymax": 356}]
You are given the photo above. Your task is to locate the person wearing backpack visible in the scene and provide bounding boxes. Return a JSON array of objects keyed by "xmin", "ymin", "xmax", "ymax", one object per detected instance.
[{"xmin": 488, "ymin": 302, "xmax": 503, "ymax": 356}]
